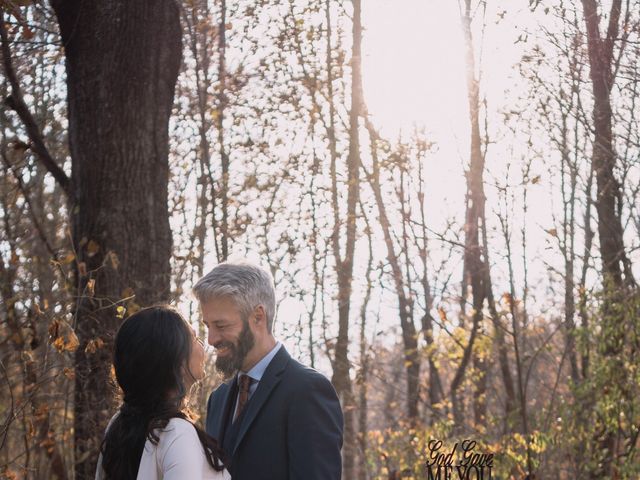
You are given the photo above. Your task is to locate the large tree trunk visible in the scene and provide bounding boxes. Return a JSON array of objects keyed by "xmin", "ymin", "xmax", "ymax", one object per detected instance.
[{"xmin": 50, "ymin": 1, "xmax": 181, "ymax": 477}]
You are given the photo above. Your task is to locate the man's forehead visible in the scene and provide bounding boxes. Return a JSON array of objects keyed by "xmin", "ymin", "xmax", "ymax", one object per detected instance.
[{"xmin": 200, "ymin": 296, "xmax": 241, "ymax": 315}]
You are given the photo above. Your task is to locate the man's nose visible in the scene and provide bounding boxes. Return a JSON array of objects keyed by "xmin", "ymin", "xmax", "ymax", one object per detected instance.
[{"xmin": 208, "ymin": 328, "xmax": 220, "ymax": 346}]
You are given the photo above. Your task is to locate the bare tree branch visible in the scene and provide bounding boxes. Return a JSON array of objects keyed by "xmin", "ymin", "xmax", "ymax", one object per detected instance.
[{"xmin": 0, "ymin": 20, "xmax": 73, "ymax": 200}]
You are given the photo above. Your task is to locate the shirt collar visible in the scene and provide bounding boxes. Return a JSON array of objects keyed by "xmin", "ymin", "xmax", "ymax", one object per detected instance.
[{"xmin": 239, "ymin": 341, "xmax": 282, "ymax": 383}]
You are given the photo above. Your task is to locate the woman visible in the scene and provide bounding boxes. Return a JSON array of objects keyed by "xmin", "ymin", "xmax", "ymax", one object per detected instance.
[{"xmin": 95, "ymin": 306, "xmax": 230, "ymax": 479}]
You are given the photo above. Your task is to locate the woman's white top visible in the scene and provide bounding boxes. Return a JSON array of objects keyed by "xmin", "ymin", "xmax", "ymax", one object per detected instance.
[{"xmin": 95, "ymin": 417, "xmax": 230, "ymax": 480}]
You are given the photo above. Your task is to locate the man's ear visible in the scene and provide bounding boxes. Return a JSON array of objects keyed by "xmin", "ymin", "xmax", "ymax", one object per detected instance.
[{"xmin": 253, "ymin": 304, "xmax": 266, "ymax": 325}]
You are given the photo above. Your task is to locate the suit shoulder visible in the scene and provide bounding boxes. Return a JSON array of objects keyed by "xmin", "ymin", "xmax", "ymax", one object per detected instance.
[
  {"xmin": 208, "ymin": 381, "xmax": 231, "ymax": 404},
  {"xmin": 213, "ymin": 380, "xmax": 232, "ymax": 393},
  {"xmin": 285, "ymin": 359, "xmax": 334, "ymax": 390}
]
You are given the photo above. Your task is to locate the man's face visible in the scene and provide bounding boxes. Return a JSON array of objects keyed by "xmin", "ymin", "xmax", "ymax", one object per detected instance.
[{"xmin": 201, "ymin": 296, "xmax": 256, "ymax": 379}]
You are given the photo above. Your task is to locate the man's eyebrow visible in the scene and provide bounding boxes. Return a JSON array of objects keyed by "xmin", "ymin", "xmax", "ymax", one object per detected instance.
[{"xmin": 207, "ymin": 319, "xmax": 227, "ymax": 325}]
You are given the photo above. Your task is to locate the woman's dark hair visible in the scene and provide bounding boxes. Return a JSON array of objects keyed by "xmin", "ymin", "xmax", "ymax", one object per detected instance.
[{"xmin": 100, "ymin": 306, "xmax": 226, "ymax": 479}]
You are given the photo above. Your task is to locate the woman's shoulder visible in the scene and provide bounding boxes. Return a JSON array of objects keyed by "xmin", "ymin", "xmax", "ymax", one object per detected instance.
[
  {"xmin": 152, "ymin": 417, "xmax": 230, "ymax": 479},
  {"xmin": 153, "ymin": 417, "xmax": 200, "ymax": 453},
  {"xmin": 162, "ymin": 417, "xmax": 197, "ymax": 435}
]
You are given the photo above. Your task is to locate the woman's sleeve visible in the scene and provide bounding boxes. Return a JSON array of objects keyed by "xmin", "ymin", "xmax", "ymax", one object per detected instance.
[
  {"xmin": 157, "ymin": 421, "xmax": 206, "ymax": 479},
  {"xmin": 94, "ymin": 453, "xmax": 105, "ymax": 480},
  {"xmin": 94, "ymin": 412, "xmax": 118, "ymax": 480}
]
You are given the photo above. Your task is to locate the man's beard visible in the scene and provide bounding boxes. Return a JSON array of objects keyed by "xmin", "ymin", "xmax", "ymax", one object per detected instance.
[{"xmin": 215, "ymin": 319, "xmax": 255, "ymax": 379}]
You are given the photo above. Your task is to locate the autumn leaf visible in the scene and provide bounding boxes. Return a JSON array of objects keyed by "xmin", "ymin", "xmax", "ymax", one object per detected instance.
[
  {"xmin": 33, "ymin": 404, "xmax": 49, "ymax": 422},
  {"xmin": 86, "ymin": 278, "xmax": 95, "ymax": 297},
  {"xmin": 1, "ymin": 468, "xmax": 19, "ymax": 480},
  {"xmin": 52, "ymin": 337, "xmax": 65, "ymax": 351},
  {"xmin": 85, "ymin": 279, "xmax": 96, "ymax": 296},
  {"xmin": 85, "ymin": 338, "xmax": 105, "ymax": 354},
  {"xmin": 60, "ymin": 252, "xmax": 75, "ymax": 264},
  {"xmin": 126, "ymin": 302, "xmax": 141, "ymax": 315},
  {"xmin": 121, "ymin": 287, "xmax": 135, "ymax": 299},
  {"xmin": 48, "ymin": 318, "xmax": 59, "ymax": 338},
  {"xmin": 502, "ymin": 292, "xmax": 513, "ymax": 307},
  {"xmin": 39, "ymin": 435, "xmax": 55, "ymax": 454},
  {"xmin": 49, "ymin": 318, "xmax": 80, "ymax": 353},
  {"xmin": 65, "ymin": 331, "xmax": 79, "ymax": 352}
]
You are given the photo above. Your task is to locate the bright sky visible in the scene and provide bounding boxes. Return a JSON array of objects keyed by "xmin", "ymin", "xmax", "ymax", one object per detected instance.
[
  {"xmin": 362, "ymin": 0, "xmax": 530, "ymax": 134},
  {"xmin": 363, "ymin": 0, "xmax": 469, "ymax": 140},
  {"xmin": 361, "ymin": 0, "xmax": 527, "ymax": 233},
  {"xmin": 360, "ymin": 0, "xmax": 558, "ymax": 314},
  {"xmin": 363, "ymin": 0, "xmax": 469, "ymax": 217}
]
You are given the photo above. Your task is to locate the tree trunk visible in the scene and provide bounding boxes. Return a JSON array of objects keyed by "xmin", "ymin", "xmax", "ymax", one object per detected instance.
[
  {"xmin": 357, "ymin": 212, "xmax": 374, "ymax": 480},
  {"xmin": 217, "ymin": 0, "xmax": 230, "ymax": 261},
  {"xmin": 186, "ymin": 0, "xmax": 213, "ymax": 278},
  {"xmin": 457, "ymin": 0, "xmax": 489, "ymax": 430},
  {"xmin": 50, "ymin": 1, "xmax": 181, "ymax": 477},
  {"xmin": 580, "ymin": 1, "xmax": 636, "ymax": 477},
  {"xmin": 581, "ymin": 0, "xmax": 634, "ymax": 290},
  {"xmin": 364, "ymin": 121, "xmax": 420, "ymax": 422},
  {"xmin": 416, "ymin": 157, "xmax": 444, "ymax": 420},
  {"xmin": 330, "ymin": 0, "xmax": 363, "ymax": 476}
]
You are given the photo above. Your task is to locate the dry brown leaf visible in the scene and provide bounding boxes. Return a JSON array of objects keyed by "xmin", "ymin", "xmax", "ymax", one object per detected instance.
[
  {"xmin": 86, "ymin": 278, "xmax": 95, "ymax": 297},
  {"xmin": 85, "ymin": 338, "xmax": 105, "ymax": 354}
]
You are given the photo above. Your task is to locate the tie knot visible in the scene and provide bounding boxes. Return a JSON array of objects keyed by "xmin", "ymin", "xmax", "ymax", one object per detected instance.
[{"xmin": 239, "ymin": 374, "xmax": 251, "ymax": 393}]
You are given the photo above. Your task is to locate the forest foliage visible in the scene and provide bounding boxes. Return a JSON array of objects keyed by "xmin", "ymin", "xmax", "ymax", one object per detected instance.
[{"xmin": 1, "ymin": 0, "xmax": 639, "ymax": 479}]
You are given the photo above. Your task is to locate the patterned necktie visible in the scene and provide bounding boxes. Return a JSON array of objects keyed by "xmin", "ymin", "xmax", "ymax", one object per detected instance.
[{"xmin": 234, "ymin": 374, "xmax": 251, "ymax": 422}]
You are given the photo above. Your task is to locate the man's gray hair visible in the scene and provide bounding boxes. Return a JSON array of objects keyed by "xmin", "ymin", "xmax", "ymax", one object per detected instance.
[{"xmin": 193, "ymin": 261, "xmax": 277, "ymax": 332}]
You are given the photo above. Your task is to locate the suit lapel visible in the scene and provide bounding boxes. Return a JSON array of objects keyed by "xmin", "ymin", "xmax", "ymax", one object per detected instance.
[
  {"xmin": 232, "ymin": 346, "xmax": 291, "ymax": 455},
  {"xmin": 213, "ymin": 379, "xmax": 237, "ymax": 443}
]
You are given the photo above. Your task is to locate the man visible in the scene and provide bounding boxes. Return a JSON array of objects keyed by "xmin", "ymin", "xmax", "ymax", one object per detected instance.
[{"xmin": 193, "ymin": 261, "xmax": 343, "ymax": 479}]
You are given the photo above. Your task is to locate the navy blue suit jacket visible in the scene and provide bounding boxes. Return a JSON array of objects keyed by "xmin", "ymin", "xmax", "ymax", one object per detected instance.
[{"xmin": 205, "ymin": 346, "xmax": 343, "ymax": 479}]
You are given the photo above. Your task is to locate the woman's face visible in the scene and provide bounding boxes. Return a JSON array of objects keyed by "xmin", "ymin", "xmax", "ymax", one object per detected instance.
[{"xmin": 187, "ymin": 329, "xmax": 206, "ymax": 384}]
